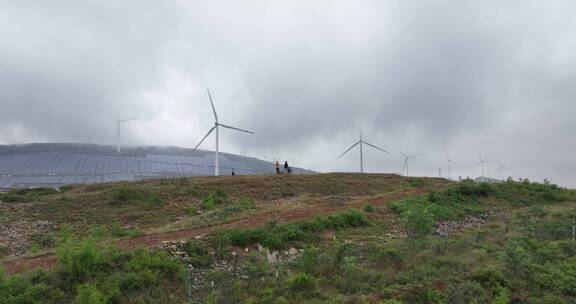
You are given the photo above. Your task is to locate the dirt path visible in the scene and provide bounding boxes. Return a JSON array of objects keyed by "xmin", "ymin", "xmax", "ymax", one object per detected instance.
[{"xmin": 2, "ymin": 185, "xmax": 440, "ymax": 275}]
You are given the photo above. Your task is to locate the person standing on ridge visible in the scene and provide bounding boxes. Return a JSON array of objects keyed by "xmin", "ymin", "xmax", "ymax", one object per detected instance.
[
  {"xmin": 275, "ymin": 160, "xmax": 280, "ymax": 174},
  {"xmin": 284, "ymin": 161, "xmax": 289, "ymax": 174}
]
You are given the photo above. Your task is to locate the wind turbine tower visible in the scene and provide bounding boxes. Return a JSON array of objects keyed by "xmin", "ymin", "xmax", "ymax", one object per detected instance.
[
  {"xmin": 476, "ymin": 153, "xmax": 492, "ymax": 179},
  {"xmin": 400, "ymin": 152, "xmax": 423, "ymax": 177},
  {"xmin": 194, "ymin": 88, "xmax": 254, "ymax": 176},
  {"xmin": 496, "ymin": 158, "xmax": 510, "ymax": 181},
  {"xmin": 337, "ymin": 130, "xmax": 390, "ymax": 173},
  {"xmin": 115, "ymin": 117, "xmax": 137, "ymax": 153},
  {"xmin": 447, "ymin": 157, "xmax": 456, "ymax": 180}
]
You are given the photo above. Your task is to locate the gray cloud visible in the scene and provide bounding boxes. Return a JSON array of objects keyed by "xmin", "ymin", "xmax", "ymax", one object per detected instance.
[{"xmin": 1, "ymin": 0, "xmax": 575, "ymax": 186}]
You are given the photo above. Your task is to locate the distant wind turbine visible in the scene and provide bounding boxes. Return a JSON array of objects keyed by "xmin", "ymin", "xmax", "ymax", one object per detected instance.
[
  {"xmin": 115, "ymin": 117, "xmax": 137, "ymax": 153},
  {"xmin": 337, "ymin": 130, "xmax": 390, "ymax": 173},
  {"xmin": 400, "ymin": 151, "xmax": 423, "ymax": 177},
  {"xmin": 476, "ymin": 153, "xmax": 492, "ymax": 179},
  {"xmin": 193, "ymin": 88, "xmax": 254, "ymax": 176},
  {"xmin": 495, "ymin": 158, "xmax": 510, "ymax": 181},
  {"xmin": 447, "ymin": 157, "xmax": 456, "ymax": 180}
]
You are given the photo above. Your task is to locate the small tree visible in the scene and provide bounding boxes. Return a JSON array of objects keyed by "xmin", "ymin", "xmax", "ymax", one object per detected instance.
[{"xmin": 404, "ymin": 203, "xmax": 434, "ymax": 239}]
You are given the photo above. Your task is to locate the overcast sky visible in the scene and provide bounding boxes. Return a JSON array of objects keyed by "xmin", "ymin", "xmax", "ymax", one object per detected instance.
[{"xmin": 1, "ymin": 0, "xmax": 575, "ymax": 186}]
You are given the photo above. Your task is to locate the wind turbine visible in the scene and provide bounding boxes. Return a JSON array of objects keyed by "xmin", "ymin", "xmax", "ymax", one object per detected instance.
[
  {"xmin": 495, "ymin": 158, "xmax": 510, "ymax": 181},
  {"xmin": 476, "ymin": 153, "xmax": 492, "ymax": 179},
  {"xmin": 400, "ymin": 152, "xmax": 423, "ymax": 177},
  {"xmin": 193, "ymin": 88, "xmax": 254, "ymax": 176},
  {"xmin": 337, "ymin": 130, "xmax": 390, "ymax": 173},
  {"xmin": 447, "ymin": 157, "xmax": 456, "ymax": 180},
  {"xmin": 114, "ymin": 117, "xmax": 137, "ymax": 153}
]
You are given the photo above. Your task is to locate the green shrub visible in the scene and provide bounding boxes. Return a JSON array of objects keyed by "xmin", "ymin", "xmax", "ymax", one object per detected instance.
[
  {"xmin": 472, "ymin": 268, "xmax": 506, "ymax": 289},
  {"xmin": 535, "ymin": 256, "xmax": 576, "ymax": 295},
  {"xmin": 364, "ymin": 203, "xmax": 375, "ymax": 213},
  {"xmin": 108, "ymin": 223, "xmax": 141, "ymax": 238},
  {"xmin": 57, "ymin": 238, "xmax": 118, "ymax": 284},
  {"xmin": 59, "ymin": 185, "xmax": 74, "ymax": 192},
  {"xmin": 456, "ymin": 181, "xmax": 494, "ymax": 196},
  {"xmin": 0, "ymin": 187, "xmax": 58, "ymax": 203},
  {"xmin": 493, "ymin": 286, "xmax": 511, "ymax": 304},
  {"xmin": 109, "ymin": 186, "xmax": 161, "ymax": 207},
  {"xmin": 30, "ymin": 232, "xmax": 56, "ymax": 249},
  {"xmin": 239, "ymin": 196, "xmax": 255, "ymax": 209},
  {"xmin": 1, "ymin": 236, "xmax": 186, "ymax": 303},
  {"xmin": 185, "ymin": 241, "xmax": 213, "ymax": 268},
  {"xmin": 408, "ymin": 178, "xmax": 425, "ymax": 187},
  {"xmin": 75, "ymin": 284, "xmax": 108, "ymax": 304},
  {"xmin": 373, "ymin": 247, "xmax": 405, "ymax": 270},
  {"xmin": 300, "ymin": 246, "xmax": 325, "ymax": 275},
  {"xmin": 380, "ymin": 300, "xmax": 403, "ymax": 304},
  {"xmin": 327, "ymin": 208, "xmax": 368, "ymax": 228},
  {"xmin": 27, "ymin": 243, "xmax": 41, "ymax": 254},
  {"xmin": 390, "ymin": 187, "xmax": 487, "ymax": 226},
  {"xmin": 403, "ymin": 203, "xmax": 434, "ymax": 238},
  {"xmin": 286, "ymin": 272, "xmax": 317, "ymax": 295},
  {"xmin": 203, "ymin": 188, "xmax": 227, "ymax": 210},
  {"xmin": 212, "ymin": 230, "xmax": 232, "ymax": 259},
  {"xmin": 186, "ymin": 205, "xmax": 198, "ymax": 216},
  {"xmin": 0, "ymin": 272, "xmax": 63, "ymax": 304},
  {"xmin": 403, "ymin": 287, "xmax": 445, "ymax": 304},
  {"xmin": 503, "ymin": 244, "xmax": 531, "ymax": 277},
  {"xmin": 120, "ymin": 249, "xmax": 182, "ymax": 292},
  {"xmin": 214, "ymin": 209, "xmax": 368, "ymax": 250}
]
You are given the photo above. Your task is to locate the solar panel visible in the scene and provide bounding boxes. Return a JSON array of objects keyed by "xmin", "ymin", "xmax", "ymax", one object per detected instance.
[{"xmin": 0, "ymin": 144, "xmax": 295, "ymax": 189}]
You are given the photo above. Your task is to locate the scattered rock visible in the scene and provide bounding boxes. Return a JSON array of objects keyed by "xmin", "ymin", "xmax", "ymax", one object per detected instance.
[
  {"xmin": 433, "ymin": 211, "xmax": 509, "ymax": 237},
  {"xmin": 0, "ymin": 219, "xmax": 53, "ymax": 257},
  {"xmin": 266, "ymin": 249, "xmax": 279, "ymax": 265}
]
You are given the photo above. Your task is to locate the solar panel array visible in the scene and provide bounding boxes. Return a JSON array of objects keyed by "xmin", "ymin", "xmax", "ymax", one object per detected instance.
[{"xmin": 0, "ymin": 144, "xmax": 284, "ymax": 189}]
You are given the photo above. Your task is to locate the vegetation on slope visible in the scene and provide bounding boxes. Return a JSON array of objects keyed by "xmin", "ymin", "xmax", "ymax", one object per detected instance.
[
  {"xmin": 170, "ymin": 179, "xmax": 576, "ymax": 303},
  {"xmin": 0, "ymin": 233, "xmax": 185, "ymax": 303},
  {"xmin": 1, "ymin": 175, "xmax": 575, "ymax": 303}
]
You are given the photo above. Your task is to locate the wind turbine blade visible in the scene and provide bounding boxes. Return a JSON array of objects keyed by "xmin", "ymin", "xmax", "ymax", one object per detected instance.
[
  {"xmin": 362, "ymin": 141, "xmax": 390, "ymax": 154},
  {"xmin": 193, "ymin": 125, "xmax": 216, "ymax": 151},
  {"xmin": 218, "ymin": 123, "xmax": 254, "ymax": 134},
  {"xmin": 400, "ymin": 151, "xmax": 408, "ymax": 158},
  {"xmin": 409, "ymin": 153, "xmax": 424, "ymax": 158},
  {"xmin": 118, "ymin": 117, "xmax": 138, "ymax": 122},
  {"xmin": 206, "ymin": 88, "xmax": 218, "ymax": 122},
  {"xmin": 337, "ymin": 141, "xmax": 360, "ymax": 159}
]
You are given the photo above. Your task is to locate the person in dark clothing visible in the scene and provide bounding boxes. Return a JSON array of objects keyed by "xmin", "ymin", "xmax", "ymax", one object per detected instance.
[
  {"xmin": 284, "ymin": 161, "xmax": 292, "ymax": 174},
  {"xmin": 231, "ymin": 168, "xmax": 235, "ymax": 176}
]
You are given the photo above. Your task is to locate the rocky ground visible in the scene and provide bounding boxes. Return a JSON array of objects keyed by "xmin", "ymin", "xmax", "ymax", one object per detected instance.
[
  {"xmin": 160, "ymin": 240, "xmax": 303, "ymax": 288},
  {"xmin": 0, "ymin": 218, "xmax": 52, "ymax": 257},
  {"xmin": 433, "ymin": 210, "xmax": 510, "ymax": 237}
]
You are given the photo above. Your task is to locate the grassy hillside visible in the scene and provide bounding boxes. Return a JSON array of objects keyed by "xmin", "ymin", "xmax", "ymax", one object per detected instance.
[{"xmin": 0, "ymin": 174, "xmax": 575, "ymax": 303}]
